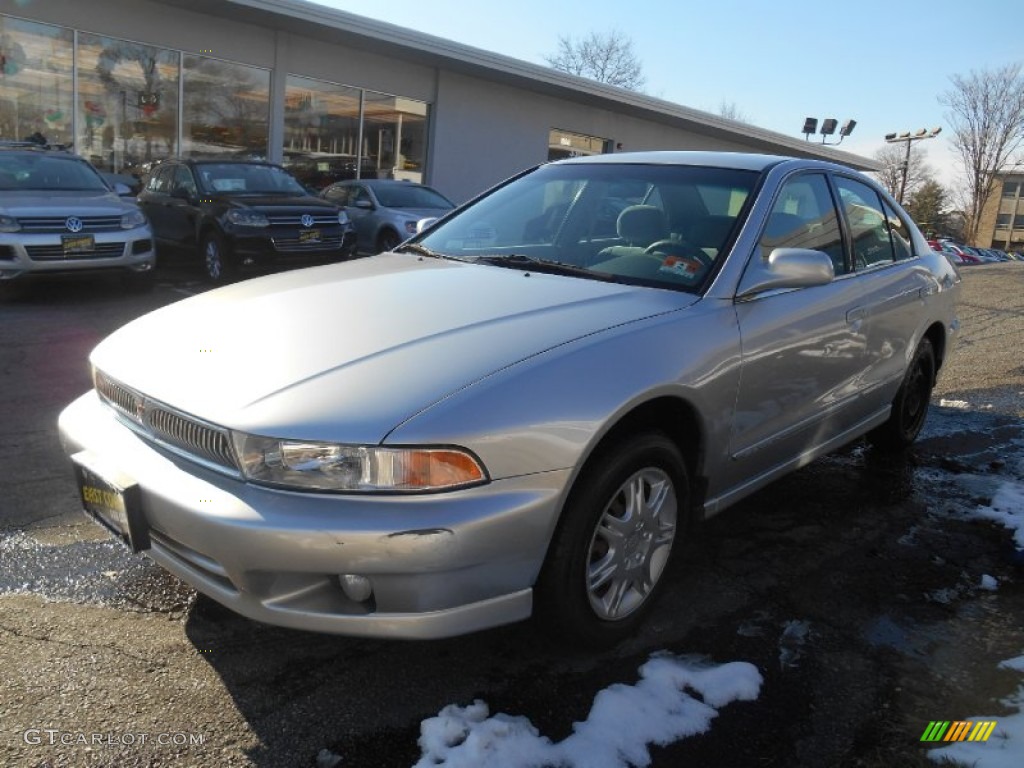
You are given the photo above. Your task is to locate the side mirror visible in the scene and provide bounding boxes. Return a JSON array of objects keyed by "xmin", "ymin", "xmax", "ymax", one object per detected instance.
[
  {"xmin": 736, "ymin": 248, "xmax": 835, "ymax": 300},
  {"xmin": 113, "ymin": 182, "xmax": 133, "ymax": 197},
  {"xmin": 354, "ymin": 199, "xmax": 374, "ymax": 210},
  {"xmin": 415, "ymin": 217, "xmax": 438, "ymax": 234}
]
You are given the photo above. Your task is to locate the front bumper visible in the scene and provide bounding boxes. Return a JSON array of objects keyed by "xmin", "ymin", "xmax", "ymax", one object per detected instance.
[
  {"xmin": 58, "ymin": 391, "xmax": 568, "ymax": 639},
  {"xmin": 226, "ymin": 227, "xmax": 357, "ymax": 266},
  {"xmin": 0, "ymin": 228, "xmax": 155, "ymax": 279}
]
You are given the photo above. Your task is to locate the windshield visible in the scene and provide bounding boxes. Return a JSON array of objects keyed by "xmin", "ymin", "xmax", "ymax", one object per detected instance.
[
  {"xmin": 374, "ymin": 185, "xmax": 453, "ymax": 209},
  {"xmin": 416, "ymin": 162, "xmax": 759, "ymax": 292},
  {"xmin": 194, "ymin": 162, "xmax": 307, "ymax": 195},
  {"xmin": 0, "ymin": 154, "xmax": 109, "ymax": 192}
]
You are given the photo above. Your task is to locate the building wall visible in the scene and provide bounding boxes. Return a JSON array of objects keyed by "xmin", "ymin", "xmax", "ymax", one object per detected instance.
[{"xmin": 2, "ymin": 0, "xmax": 874, "ymax": 205}]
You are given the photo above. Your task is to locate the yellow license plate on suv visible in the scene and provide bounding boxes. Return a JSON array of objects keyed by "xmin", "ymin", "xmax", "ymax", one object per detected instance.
[
  {"xmin": 298, "ymin": 229, "xmax": 321, "ymax": 244},
  {"xmin": 62, "ymin": 234, "xmax": 95, "ymax": 254}
]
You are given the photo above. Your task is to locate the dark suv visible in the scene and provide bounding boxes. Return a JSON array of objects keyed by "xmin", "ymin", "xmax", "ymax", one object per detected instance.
[{"xmin": 137, "ymin": 159, "xmax": 357, "ymax": 282}]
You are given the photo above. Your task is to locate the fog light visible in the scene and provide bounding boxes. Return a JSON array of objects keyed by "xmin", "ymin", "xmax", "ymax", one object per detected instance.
[{"xmin": 339, "ymin": 574, "xmax": 373, "ymax": 602}]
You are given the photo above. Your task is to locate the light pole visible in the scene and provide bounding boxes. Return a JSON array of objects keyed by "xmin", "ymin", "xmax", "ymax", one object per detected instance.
[
  {"xmin": 885, "ymin": 127, "xmax": 942, "ymax": 205},
  {"xmin": 802, "ymin": 117, "xmax": 856, "ymax": 145}
]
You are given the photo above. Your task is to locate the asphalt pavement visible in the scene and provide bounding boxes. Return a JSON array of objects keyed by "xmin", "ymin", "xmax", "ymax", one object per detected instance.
[{"xmin": 1, "ymin": 261, "xmax": 1022, "ymax": 767}]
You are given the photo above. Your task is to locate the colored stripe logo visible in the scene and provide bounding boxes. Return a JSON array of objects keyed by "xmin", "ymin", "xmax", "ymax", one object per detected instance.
[{"xmin": 921, "ymin": 720, "xmax": 998, "ymax": 742}]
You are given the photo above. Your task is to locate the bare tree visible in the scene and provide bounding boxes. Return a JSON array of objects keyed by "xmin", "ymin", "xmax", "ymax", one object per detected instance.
[
  {"xmin": 873, "ymin": 143, "xmax": 933, "ymax": 201},
  {"xmin": 545, "ymin": 31, "xmax": 645, "ymax": 91},
  {"xmin": 717, "ymin": 101, "xmax": 749, "ymax": 123},
  {"xmin": 940, "ymin": 62, "xmax": 1024, "ymax": 242}
]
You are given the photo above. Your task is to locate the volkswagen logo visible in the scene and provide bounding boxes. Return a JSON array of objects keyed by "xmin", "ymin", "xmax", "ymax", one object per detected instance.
[
  {"xmin": 65, "ymin": 217, "xmax": 84, "ymax": 233},
  {"xmin": 300, "ymin": 214, "xmax": 314, "ymax": 228}
]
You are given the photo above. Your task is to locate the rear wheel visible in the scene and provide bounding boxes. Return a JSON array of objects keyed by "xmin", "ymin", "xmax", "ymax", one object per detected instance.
[
  {"xmin": 534, "ymin": 432, "xmax": 690, "ymax": 648},
  {"xmin": 868, "ymin": 337, "xmax": 935, "ymax": 451}
]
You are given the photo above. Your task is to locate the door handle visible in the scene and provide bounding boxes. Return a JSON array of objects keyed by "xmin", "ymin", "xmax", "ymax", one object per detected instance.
[{"xmin": 846, "ymin": 307, "xmax": 867, "ymax": 324}]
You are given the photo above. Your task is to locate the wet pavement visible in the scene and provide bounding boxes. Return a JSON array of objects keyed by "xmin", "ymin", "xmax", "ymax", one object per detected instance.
[{"xmin": 1, "ymin": 262, "xmax": 1022, "ymax": 767}]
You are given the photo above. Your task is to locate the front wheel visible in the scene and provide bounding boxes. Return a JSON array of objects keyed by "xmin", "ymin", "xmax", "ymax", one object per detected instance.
[
  {"xmin": 376, "ymin": 229, "xmax": 401, "ymax": 254},
  {"xmin": 534, "ymin": 432, "xmax": 690, "ymax": 648},
  {"xmin": 201, "ymin": 231, "xmax": 235, "ymax": 283},
  {"xmin": 868, "ymin": 337, "xmax": 935, "ymax": 451}
]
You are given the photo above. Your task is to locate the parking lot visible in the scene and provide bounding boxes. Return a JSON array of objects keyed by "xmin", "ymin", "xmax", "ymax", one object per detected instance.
[{"xmin": 1, "ymin": 261, "xmax": 1022, "ymax": 768}]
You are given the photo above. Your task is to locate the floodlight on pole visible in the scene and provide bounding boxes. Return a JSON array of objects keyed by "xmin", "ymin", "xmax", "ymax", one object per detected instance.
[
  {"xmin": 801, "ymin": 116, "xmax": 856, "ymax": 145},
  {"xmin": 885, "ymin": 127, "xmax": 943, "ymax": 205}
]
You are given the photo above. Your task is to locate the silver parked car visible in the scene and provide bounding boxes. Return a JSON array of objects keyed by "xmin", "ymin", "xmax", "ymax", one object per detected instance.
[
  {"xmin": 0, "ymin": 142, "xmax": 155, "ymax": 296},
  {"xmin": 321, "ymin": 178, "xmax": 454, "ymax": 254},
  {"xmin": 58, "ymin": 152, "xmax": 960, "ymax": 646}
]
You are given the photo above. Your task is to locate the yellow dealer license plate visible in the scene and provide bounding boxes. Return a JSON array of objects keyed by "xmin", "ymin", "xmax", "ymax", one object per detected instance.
[
  {"xmin": 72, "ymin": 451, "xmax": 149, "ymax": 552},
  {"xmin": 298, "ymin": 229, "xmax": 321, "ymax": 244},
  {"xmin": 62, "ymin": 234, "xmax": 95, "ymax": 254}
]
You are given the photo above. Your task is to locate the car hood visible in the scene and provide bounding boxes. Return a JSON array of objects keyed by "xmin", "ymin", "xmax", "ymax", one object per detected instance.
[
  {"xmin": 90, "ymin": 253, "xmax": 697, "ymax": 443},
  {"xmin": 0, "ymin": 189, "xmax": 132, "ymax": 214},
  {"xmin": 389, "ymin": 207, "xmax": 452, "ymax": 220},
  {"xmin": 223, "ymin": 194, "xmax": 338, "ymax": 210}
]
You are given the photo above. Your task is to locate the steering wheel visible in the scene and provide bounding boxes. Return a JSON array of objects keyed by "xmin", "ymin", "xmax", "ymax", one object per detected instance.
[{"xmin": 643, "ymin": 239, "xmax": 714, "ymax": 269}]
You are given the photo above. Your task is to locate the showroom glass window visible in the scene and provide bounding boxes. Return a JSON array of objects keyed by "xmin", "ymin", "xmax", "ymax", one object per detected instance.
[
  {"xmin": 362, "ymin": 90, "xmax": 429, "ymax": 183},
  {"xmin": 76, "ymin": 32, "xmax": 179, "ymax": 175},
  {"xmin": 0, "ymin": 16, "xmax": 74, "ymax": 146},
  {"xmin": 181, "ymin": 54, "xmax": 269, "ymax": 158},
  {"xmin": 283, "ymin": 75, "xmax": 363, "ymax": 189}
]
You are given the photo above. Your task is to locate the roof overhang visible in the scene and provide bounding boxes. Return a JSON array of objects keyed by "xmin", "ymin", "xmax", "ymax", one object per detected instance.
[{"xmin": 155, "ymin": 0, "xmax": 880, "ymax": 172}]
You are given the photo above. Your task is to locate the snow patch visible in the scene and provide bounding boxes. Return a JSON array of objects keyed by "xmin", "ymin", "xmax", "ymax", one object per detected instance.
[
  {"xmin": 971, "ymin": 478, "xmax": 1024, "ymax": 548},
  {"xmin": 980, "ymin": 574, "xmax": 999, "ymax": 591},
  {"xmin": 412, "ymin": 653, "xmax": 762, "ymax": 768}
]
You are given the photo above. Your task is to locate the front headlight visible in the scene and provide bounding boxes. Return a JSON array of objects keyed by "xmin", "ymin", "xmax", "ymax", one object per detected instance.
[
  {"xmin": 337, "ymin": 210, "xmax": 350, "ymax": 226},
  {"xmin": 231, "ymin": 433, "xmax": 487, "ymax": 492},
  {"xmin": 225, "ymin": 209, "xmax": 270, "ymax": 227},
  {"xmin": 403, "ymin": 219, "xmax": 418, "ymax": 235},
  {"xmin": 120, "ymin": 209, "xmax": 147, "ymax": 230},
  {"xmin": 0, "ymin": 214, "xmax": 21, "ymax": 233}
]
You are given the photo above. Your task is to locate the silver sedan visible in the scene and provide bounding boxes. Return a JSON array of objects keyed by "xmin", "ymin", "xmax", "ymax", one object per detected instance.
[{"xmin": 58, "ymin": 152, "xmax": 960, "ymax": 646}]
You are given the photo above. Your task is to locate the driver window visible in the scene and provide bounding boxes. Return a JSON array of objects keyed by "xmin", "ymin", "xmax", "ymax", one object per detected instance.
[{"xmin": 761, "ymin": 173, "xmax": 846, "ymax": 275}]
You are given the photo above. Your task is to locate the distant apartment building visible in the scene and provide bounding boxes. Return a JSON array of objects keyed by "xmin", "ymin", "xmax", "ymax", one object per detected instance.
[{"xmin": 977, "ymin": 171, "xmax": 1024, "ymax": 252}]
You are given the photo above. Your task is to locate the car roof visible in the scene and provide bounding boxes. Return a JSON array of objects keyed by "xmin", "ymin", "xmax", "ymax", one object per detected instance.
[{"xmin": 553, "ymin": 150, "xmax": 800, "ymax": 172}]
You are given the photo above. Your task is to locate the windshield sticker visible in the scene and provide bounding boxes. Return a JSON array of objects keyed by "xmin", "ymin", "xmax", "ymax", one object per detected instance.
[{"xmin": 658, "ymin": 255, "xmax": 703, "ymax": 281}]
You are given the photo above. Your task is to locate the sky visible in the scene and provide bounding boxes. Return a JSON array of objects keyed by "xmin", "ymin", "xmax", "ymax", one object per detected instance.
[{"xmin": 309, "ymin": 0, "xmax": 1024, "ymax": 188}]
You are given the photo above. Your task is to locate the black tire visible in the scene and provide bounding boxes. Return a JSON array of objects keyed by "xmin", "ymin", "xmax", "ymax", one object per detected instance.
[
  {"xmin": 200, "ymin": 231, "xmax": 235, "ymax": 283},
  {"xmin": 376, "ymin": 229, "xmax": 401, "ymax": 254},
  {"xmin": 534, "ymin": 432, "xmax": 690, "ymax": 648},
  {"xmin": 868, "ymin": 337, "xmax": 935, "ymax": 451}
]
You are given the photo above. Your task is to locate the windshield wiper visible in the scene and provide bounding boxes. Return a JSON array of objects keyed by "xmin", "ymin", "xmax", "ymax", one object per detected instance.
[
  {"xmin": 474, "ymin": 253, "xmax": 618, "ymax": 282},
  {"xmin": 397, "ymin": 242, "xmax": 472, "ymax": 262}
]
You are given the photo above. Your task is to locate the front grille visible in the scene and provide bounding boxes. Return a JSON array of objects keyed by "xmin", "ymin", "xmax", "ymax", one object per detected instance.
[
  {"xmin": 95, "ymin": 372, "xmax": 142, "ymax": 421},
  {"xmin": 272, "ymin": 235, "xmax": 344, "ymax": 252},
  {"xmin": 26, "ymin": 242, "xmax": 126, "ymax": 260},
  {"xmin": 17, "ymin": 216, "xmax": 123, "ymax": 233},
  {"xmin": 95, "ymin": 370, "xmax": 238, "ymax": 474},
  {"xmin": 266, "ymin": 213, "xmax": 338, "ymax": 227},
  {"xmin": 146, "ymin": 406, "xmax": 236, "ymax": 469}
]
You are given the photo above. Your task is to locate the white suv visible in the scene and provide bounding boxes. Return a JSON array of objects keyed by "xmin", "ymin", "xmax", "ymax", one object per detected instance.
[{"xmin": 0, "ymin": 142, "xmax": 155, "ymax": 298}]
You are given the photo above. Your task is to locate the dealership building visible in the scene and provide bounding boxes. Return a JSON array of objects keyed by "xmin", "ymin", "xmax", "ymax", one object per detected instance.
[{"xmin": 0, "ymin": 0, "xmax": 875, "ymax": 202}]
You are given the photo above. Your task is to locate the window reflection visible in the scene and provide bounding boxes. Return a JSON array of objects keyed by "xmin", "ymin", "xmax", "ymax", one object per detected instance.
[
  {"xmin": 284, "ymin": 75, "xmax": 366, "ymax": 189},
  {"xmin": 76, "ymin": 32, "xmax": 179, "ymax": 176},
  {"xmin": 0, "ymin": 17, "xmax": 74, "ymax": 146},
  {"xmin": 363, "ymin": 91, "xmax": 428, "ymax": 183},
  {"xmin": 182, "ymin": 55, "xmax": 269, "ymax": 158}
]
